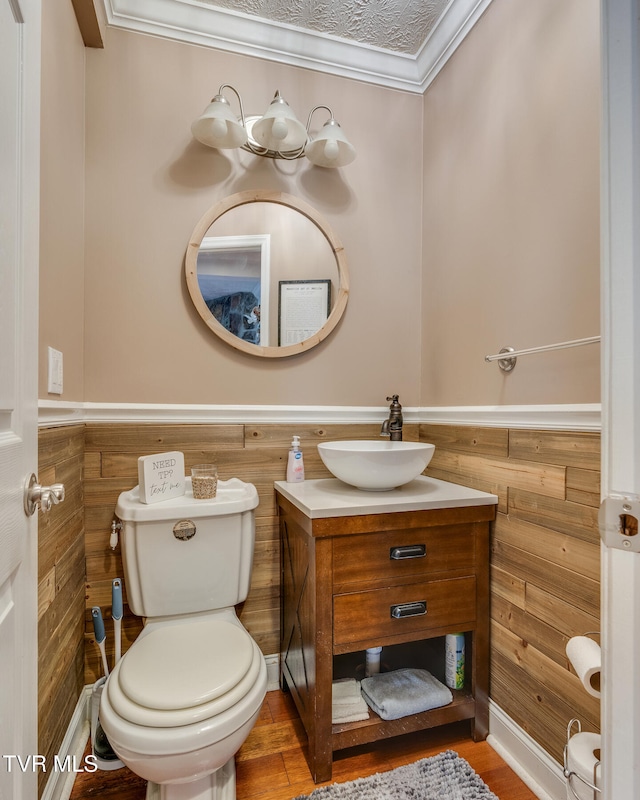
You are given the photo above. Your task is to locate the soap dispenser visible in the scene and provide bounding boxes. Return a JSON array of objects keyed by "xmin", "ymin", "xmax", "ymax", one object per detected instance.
[{"xmin": 286, "ymin": 436, "xmax": 305, "ymax": 483}]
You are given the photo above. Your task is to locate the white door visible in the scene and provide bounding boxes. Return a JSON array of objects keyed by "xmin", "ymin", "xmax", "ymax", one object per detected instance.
[
  {"xmin": 600, "ymin": 0, "xmax": 640, "ymax": 798},
  {"xmin": 0, "ymin": 0, "xmax": 41, "ymax": 798}
]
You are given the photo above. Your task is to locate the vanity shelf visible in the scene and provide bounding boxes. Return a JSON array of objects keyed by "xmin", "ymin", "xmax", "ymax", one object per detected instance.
[
  {"xmin": 275, "ymin": 476, "xmax": 497, "ymax": 783},
  {"xmin": 331, "ymin": 690, "xmax": 476, "ymax": 750}
]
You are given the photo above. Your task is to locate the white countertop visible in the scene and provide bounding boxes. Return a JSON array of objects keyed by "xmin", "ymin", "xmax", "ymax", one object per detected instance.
[{"xmin": 274, "ymin": 476, "xmax": 498, "ymax": 519}]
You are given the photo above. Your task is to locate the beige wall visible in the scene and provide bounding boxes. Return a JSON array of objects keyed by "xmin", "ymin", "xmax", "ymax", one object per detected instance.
[
  {"xmin": 39, "ymin": 0, "xmax": 86, "ymax": 400},
  {"xmin": 421, "ymin": 0, "xmax": 600, "ymax": 406},
  {"xmin": 39, "ymin": 0, "xmax": 601, "ymax": 409},
  {"xmin": 80, "ymin": 29, "xmax": 423, "ymax": 405}
]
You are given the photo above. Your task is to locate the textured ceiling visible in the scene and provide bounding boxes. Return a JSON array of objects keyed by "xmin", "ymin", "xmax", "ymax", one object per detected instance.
[
  {"xmin": 102, "ymin": 0, "xmax": 492, "ymax": 91},
  {"xmin": 197, "ymin": 0, "xmax": 452, "ymax": 55}
]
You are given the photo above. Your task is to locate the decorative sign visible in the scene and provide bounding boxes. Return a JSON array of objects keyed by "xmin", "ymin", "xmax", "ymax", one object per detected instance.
[{"xmin": 138, "ymin": 451, "xmax": 186, "ymax": 504}]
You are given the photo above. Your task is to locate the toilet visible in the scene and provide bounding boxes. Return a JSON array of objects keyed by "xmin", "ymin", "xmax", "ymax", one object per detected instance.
[{"xmin": 99, "ymin": 477, "xmax": 268, "ymax": 800}]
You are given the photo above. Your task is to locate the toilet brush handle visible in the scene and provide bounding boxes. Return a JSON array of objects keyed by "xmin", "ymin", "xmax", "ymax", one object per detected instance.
[
  {"xmin": 91, "ymin": 606, "xmax": 110, "ymax": 677},
  {"xmin": 112, "ymin": 579, "xmax": 123, "ymax": 665}
]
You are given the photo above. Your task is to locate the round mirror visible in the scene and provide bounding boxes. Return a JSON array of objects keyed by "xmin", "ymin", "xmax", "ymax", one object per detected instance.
[{"xmin": 185, "ymin": 191, "xmax": 349, "ymax": 357}]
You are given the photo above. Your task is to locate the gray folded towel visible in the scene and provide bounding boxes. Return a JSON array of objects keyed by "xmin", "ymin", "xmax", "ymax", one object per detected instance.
[{"xmin": 360, "ymin": 668, "xmax": 452, "ymax": 720}]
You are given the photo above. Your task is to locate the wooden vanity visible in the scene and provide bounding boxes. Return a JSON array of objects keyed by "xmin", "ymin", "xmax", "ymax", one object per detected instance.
[{"xmin": 275, "ymin": 476, "xmax": 498, "ymax": 783}]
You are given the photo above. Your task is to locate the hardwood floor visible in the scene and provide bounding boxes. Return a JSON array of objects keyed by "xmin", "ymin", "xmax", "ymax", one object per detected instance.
[{"xmin": 69, "ymin": 690, "xmax": 540, "ymax": 800}]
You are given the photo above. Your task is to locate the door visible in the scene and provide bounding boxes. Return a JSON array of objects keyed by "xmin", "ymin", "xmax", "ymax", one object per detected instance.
[
  {"xmin": 600, "ymin": 0, "xmax": 640, "ymax": 797},
  {"xmin": 0, "ymin": 0, "xmax": 41, "ymax": 797}
]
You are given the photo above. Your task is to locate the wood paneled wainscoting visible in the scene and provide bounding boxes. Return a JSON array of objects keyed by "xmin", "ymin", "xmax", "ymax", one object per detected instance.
[
  {"xmin": 38, "ymin": 424, "xmax": 86, "ymax": 798},
  {"xmin": 37, "ymin": 418, "xmax": 599, "ymax": 798},
  {"xmin": 421, "ymin": 424, "xmax": 601, "ymax": 765}
]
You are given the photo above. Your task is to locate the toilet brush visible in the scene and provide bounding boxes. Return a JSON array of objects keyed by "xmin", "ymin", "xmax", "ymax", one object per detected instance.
[{"xmin": 90, "ymin": 605, "xmax": 124, "ymax": 770}]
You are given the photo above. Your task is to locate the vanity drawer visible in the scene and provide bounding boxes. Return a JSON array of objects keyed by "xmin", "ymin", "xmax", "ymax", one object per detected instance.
[
  {"xmin": 333, "ymin": 576, "xmax": 476, "ymax": 646},
  {"xmin": 332, "ymin": 526, "xmax": 475, "ymax": 587}
]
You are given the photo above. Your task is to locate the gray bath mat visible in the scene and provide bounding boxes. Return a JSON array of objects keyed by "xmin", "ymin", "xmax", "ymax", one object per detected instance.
[{"xmin": 292, "ymin": 750, "xmax": 500, "ymax": 800}]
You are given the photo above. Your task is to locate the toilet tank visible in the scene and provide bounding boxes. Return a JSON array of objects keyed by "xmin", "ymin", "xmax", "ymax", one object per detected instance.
[{"xmin": 115, "ymin": 478, "xmax": 259, "ymax": 618}]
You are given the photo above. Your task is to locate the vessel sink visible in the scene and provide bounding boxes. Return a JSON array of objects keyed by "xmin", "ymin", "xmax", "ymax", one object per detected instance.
[{"xmin": 317, "ymin": 440, "xmax": 436, "ymax": 491}]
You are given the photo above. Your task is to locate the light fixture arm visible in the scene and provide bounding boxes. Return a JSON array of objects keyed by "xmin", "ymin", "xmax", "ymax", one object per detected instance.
[
  {"xmin": 306, "ymin": 105, "xmax": 335, "ymax": 131},
  {"xmin": 210, "ymin": 84, "xmax": 269, "ymax": 156},
  {"xmin": 217, "ymin": 83, "xmax": 246, "ymax": 127}
]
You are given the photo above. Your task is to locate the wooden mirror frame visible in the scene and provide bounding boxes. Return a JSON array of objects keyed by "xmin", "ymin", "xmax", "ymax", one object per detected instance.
[{"xmin": 185, "ymin": 190, "xmax": 349, "ymax": 358}]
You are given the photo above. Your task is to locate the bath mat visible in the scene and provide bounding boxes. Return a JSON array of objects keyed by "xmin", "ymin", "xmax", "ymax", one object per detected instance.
[{"xmin": 291, "ymin": 750, "xmax": 500, "ymax": 800}]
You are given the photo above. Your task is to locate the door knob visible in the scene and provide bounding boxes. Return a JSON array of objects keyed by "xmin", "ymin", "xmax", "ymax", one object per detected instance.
[{"xmin": 24, "ymin": 473, "xmax": 65, "ymax": 516}]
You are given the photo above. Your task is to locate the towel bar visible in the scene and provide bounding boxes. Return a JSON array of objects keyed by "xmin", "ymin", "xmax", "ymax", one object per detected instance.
[{"xmin": 485, "ymin": 336, "xmax": 600, "ymax": 372}]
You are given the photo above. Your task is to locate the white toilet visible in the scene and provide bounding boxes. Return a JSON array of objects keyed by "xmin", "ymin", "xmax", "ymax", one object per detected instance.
[{"xmin": 99, "ymin": 477, "xmax": 268, "ymax": 800}]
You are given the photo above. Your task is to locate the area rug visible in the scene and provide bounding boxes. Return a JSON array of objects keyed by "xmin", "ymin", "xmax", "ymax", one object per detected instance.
[{"xmin": 292, "ymin": 750, "xmax": 500, "ymax": 800}]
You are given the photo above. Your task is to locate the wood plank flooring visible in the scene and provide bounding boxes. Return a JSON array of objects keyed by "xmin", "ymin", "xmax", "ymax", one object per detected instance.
[{"xmin": 69, "ymin": 689, "xmax": 540, "ymax": 800}]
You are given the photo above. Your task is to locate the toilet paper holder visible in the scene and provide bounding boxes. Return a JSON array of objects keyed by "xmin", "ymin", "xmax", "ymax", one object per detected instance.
[{"xmin": 564, "ymin": 718, "xmax": 601, "ymax": 800}]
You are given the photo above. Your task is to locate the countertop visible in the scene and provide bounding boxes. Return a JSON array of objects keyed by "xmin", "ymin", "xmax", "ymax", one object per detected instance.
[{"xmin": 274, "ymin": 476, "xmax": 498, "ymax": 519}]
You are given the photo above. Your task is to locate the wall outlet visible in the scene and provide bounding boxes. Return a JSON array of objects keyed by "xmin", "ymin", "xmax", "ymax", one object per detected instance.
[{"xmin": 47, "ymin": 347, "xmax": 63, "ymax": 394}]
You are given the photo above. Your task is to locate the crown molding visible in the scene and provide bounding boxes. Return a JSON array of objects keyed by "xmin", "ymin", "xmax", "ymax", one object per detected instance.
[
  {"xmin": 38, "ymin": 400, "xmax": 601, "ymax": 431},
  {"xmin": 101, "ymin": 0, "xmax": 494, "ymax": 93}
]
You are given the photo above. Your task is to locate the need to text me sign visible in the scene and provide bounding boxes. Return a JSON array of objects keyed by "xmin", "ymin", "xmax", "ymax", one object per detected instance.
[{"xmin": 138, "ymin": 451, "xmax": 185, "ymax": 504}]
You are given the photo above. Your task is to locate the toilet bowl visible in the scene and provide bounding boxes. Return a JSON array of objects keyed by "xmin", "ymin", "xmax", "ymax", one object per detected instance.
[
  {"xmin": 100, "ymin": 612, "xmax": 267, "ymax": 798},
  {"xmin": 100, "ymin": 478, "xmax": 266, "ymax": 800}
]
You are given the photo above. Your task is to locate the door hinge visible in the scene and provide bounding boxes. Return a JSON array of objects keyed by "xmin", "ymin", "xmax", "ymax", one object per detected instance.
[{"xmin": 599, "ymin": 496, "xmax": 640, "ymax": 552}]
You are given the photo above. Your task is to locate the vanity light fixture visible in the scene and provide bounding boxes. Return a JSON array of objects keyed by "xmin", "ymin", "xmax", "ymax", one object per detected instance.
[{"xmin": 191, "ymin": 84, "xmax": 356, "ymax": 168}]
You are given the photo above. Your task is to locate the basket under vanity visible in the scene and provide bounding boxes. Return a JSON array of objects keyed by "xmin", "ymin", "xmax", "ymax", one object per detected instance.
[{"xmin": 275, "ymin": 476, "xmax": 498, "ymax": 783}]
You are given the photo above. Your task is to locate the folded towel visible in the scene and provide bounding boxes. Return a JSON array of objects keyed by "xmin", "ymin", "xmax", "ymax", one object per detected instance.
[
  {"xmin": 360, "ymin": 668, "xmax": 452, "ymax": 721},
  {"xmin": 331, "ymin": 678, "xmax": 369, "ymax": 724},
  {"xmin": 332, "ymin": 700, "xmax": 370, "ymax": 723},
  {"xmin": 332, "ymin": 678, "xmax": 362, "ymax": 705}
]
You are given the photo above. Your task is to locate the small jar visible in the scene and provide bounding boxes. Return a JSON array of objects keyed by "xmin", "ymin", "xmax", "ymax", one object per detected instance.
[{"xmin": 191, "ymin": 464, "xmax": 218, "ymax": 499}]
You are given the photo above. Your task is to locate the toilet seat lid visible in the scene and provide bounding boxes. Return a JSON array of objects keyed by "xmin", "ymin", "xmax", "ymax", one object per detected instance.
[{"xmin": 118, "ymin": 619, "xmax": 254, "ymax": 711}]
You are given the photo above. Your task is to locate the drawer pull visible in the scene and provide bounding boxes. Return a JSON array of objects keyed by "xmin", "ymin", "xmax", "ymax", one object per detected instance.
[
  {"xmin": 390, "ymin": 601, "xmax": 427, "ymax": 619},
  {"xmin": 390, "ymin": 544, "xmax": 426, "ymax": 560}
]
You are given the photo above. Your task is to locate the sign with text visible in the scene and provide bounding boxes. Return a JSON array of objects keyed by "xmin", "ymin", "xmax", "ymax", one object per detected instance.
[{"xmin": 138, "ymin": 451, "xmax": 185, "ymax": 504}]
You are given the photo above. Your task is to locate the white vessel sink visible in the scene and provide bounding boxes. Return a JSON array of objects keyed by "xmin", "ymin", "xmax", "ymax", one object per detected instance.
[{"xmin": 317, "ymin": 440, "xmax": 435, "ymax": 491}]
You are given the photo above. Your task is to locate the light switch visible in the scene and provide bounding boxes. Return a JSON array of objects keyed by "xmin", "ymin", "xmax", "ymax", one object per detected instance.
[{"xmin": 47, "ymin": 347, "xmax": 63, "ymax": 394}]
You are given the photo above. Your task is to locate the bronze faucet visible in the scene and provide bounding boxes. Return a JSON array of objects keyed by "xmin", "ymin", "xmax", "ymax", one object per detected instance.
[{"xmin": 380, "ymin": 395, "xmax": 403, "ymax": 441}]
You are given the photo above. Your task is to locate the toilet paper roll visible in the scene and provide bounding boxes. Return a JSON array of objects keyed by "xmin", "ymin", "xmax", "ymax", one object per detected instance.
[
  {"xmin": 566, "ymin": 636, "xmax": 601, "ymax": 698},
  {"xmin": 565, "ymin": 731, "xmax": 601, "ymax": 800}
]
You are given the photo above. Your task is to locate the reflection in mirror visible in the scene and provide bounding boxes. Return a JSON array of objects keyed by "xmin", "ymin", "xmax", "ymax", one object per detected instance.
[
  {"xmin": 278, "ymin": 279, "xmax": 331, "ymax": 346},
  {"xmin": 197, "ymin": 235, "xmax": 270, "ymax": 346},
  {"xmin": 185, "ymin": 192, "xmax": 349, "ymax": 358}
]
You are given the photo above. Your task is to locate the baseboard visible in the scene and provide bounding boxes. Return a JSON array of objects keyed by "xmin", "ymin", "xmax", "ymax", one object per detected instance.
[
  {"xmin": 41, "ymin": 687, "xmax": 92, "ymax": 800},
  {"xmin": 488, "ymin": 701, "xmax": 567, "ymax": 800},
  {"xmin": 265, "ymin": 653, "xmax": 281, "ymax": 691}
]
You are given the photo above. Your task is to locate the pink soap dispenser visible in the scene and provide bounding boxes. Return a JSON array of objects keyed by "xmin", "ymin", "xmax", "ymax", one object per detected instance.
[{"xmin": 286, "ymin": 436, "xmax": 305, "ymax": 483}]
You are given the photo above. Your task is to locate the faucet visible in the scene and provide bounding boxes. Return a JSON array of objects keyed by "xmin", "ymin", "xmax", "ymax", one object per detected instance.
[{"xmin": 380, "ymin": 395, "xmax": 403, "ymax": 441}]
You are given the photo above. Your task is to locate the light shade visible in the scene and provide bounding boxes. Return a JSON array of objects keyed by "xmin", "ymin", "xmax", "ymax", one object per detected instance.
[
  {"xmin": 191, "ymin": 94, "xmax": 248, "ymax": 149},
  {"xmin": 305, "ymin": 119, "xmax": 356, "ymax": 168},
  {"xmin": 251, "ymin": 91, "xmax": 308, "ymax": 154}
]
